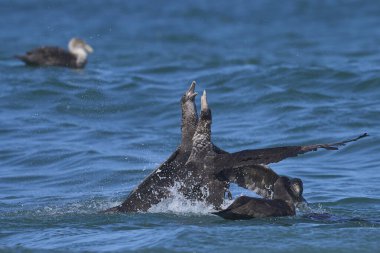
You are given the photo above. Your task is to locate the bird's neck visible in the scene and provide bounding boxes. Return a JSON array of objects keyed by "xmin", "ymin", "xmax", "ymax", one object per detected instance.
[
  {"xmin": 69, "ymin": 47, "xmax": 88, "ymax": 65},
  {"xmin": 181, "ymin": 102, "xmax": 198, "ymax": 153}
]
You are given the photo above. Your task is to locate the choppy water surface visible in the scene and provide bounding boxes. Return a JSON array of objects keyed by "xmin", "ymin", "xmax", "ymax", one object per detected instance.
[{"xmin": 1, "ymin": 1, "xmax": 379, "ymax": 252}]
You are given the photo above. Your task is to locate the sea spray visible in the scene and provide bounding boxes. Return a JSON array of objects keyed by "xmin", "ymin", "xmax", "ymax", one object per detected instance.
[{"xmin": 148, "ymin": 182, "xmax": 234, "ymax": 214}]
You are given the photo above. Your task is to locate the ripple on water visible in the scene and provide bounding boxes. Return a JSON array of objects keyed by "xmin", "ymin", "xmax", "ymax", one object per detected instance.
[{"xmin": 1, "ymin": 1, "xmax": 380, "ymax": 252}]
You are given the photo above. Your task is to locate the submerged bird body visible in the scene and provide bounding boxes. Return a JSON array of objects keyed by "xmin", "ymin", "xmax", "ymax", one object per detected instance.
[
  {"xmin": 214, "ymin": 176, "xmax": 305, "ymax": 219},
  {"xmin": 16, "ymin": 38, "xmax": 93, "ymax": 68},
  {"xmin": 215, "ymin": 196, "xmax": 295, "ymax": 219}
]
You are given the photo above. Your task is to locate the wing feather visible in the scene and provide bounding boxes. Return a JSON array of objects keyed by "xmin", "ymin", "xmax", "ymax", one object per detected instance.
[{"xmin": 214, "ymin": 133, "xmax": 368, "ymax": 169}]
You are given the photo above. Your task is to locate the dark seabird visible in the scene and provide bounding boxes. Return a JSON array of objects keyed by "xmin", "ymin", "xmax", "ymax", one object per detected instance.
[
  {"xmin": 176, "ymin": 90, "xmax": 230, "ymax": 209},
  {"xmin": 106, "ymin": 82, "xmax": 199, "ymax": 212},
  {"xmin": 105, "ymin": 83, "xmax": 367, "ymax": 212},
  {"xmin": 213, "ymin": 176, "xmax": 305, "ymax": 220},
  {"xmin": 16, "ymin": 38, "xmax": 93, "ymax": 68},
  {"xmin": 106, "ymin": 82, "xmax": 230, "ymax": 213},
  {"xmin": 171, "ymin": 91, "xmax": 367, "ymax": 209}
]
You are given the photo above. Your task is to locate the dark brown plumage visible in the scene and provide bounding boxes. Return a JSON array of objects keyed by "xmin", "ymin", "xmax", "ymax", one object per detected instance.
[
  {"xmin": 106, "ymin": 82, "xmax": 200, "ymax": 212},
  {"xmin": 16, "ymin": 47, "xmax": 79, "ymax": 68},
  {"xmin": 214, "ymin": 133, "xmax": 368, "ymax": 199},
  {"xmin": 214, "ymin": 176, "xmax": 305, "ymax": 220},
  {"xmin": 106, "ymin": 83, "xmax": 230, "ymax": 213},
  {"xmin": 218, "ymin": 164, "xmax": 279, "ymax": 199},
  {"xmin": 105, "ymin": 83, "xmax": 368, "ymax": 213},
  {"xmin": 214, "ymin": 133, "xmax": 368, "ymax": 169}
]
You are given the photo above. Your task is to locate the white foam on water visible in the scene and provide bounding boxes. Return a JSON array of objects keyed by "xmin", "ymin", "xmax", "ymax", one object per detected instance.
[
  {"xmin": 296, "ymin": 202, "xmax": 330, "ymax": 216},
  {"xmin": 147, "ymin": 182, "xmax": 232, "ymax": 215}
]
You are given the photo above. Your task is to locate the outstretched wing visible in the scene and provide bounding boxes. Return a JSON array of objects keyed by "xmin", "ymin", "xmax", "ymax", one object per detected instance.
[
  {"xmin": 214, "ymin": 133, "xmax": 368, "ymax": 169},
  {"xmin": 105, "ymin": 148, "xmax": 184, "ymax": 213},
  {"xmin": 218, "ymin": 164, "xmax": 279, "ymax": 199}
]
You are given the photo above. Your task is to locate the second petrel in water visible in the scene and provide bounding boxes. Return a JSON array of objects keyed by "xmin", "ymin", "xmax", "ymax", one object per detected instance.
[
  {"xmin": 16, "ymin": 38, "xmax": 93, "ymax": 69},
  {"xmin": 213, "ymin": 177, "xmax": 305, "ymax": 219}
]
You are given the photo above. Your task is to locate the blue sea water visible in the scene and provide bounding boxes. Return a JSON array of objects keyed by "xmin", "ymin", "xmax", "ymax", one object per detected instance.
[{"xmin": 0, "ymin": 0, "xmax": 379, "ymax": 252}]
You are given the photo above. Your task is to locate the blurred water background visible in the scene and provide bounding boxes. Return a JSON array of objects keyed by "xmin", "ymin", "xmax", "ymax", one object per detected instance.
[{"xmin": 0, "ymin": 0, "xmax": 379, "ymax": 252}]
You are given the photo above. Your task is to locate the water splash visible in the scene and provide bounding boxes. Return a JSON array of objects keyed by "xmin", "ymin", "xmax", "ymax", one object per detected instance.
[
  {"xmin": 147, "ymin": 182, "xmax": 232, "ymax": 215},
  {"xmin": 296, "ymin": 202, "xmax": 329, "ymax": 216}
]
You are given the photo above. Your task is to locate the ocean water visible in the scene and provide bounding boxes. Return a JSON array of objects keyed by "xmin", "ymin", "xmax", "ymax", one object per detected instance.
[{"xmin": 0, "ymin": 0, "xmax": 379, "ymax": 252}]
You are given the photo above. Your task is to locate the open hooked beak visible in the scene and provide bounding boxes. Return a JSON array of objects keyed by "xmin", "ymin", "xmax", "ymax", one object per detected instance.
[{"xmin": 186, "ymin": 81, "xmax": 198, "ymax": 100}]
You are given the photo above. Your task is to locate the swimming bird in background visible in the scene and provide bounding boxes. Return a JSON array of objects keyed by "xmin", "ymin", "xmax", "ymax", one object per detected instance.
[{"xmin": 16, "ymin": 38, "xmax": 93, "ymax": 68}]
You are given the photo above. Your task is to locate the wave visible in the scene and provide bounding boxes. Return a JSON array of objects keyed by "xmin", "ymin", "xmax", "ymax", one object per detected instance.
[{"xmin": 322, "ymin": 197, "xmax": 380, "ymax": 206}]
